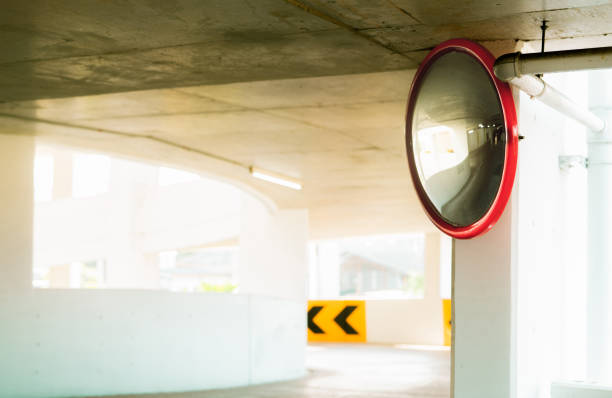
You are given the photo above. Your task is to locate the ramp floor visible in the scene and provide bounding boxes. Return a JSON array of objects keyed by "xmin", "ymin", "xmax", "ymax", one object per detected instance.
[{"xmin": 92, "ymin": 343, "xmax": 450, "ymax": 398}]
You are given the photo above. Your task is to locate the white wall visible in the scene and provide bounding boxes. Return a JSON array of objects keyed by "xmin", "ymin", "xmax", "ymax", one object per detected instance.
[
  {"xmin": 367, "ymin": 232, "xmax": 445, "ymax": 345},
  {"xmin": 0, "ymin": 290, "xmax": 304, "ymax": 398},
  {"xmin": 249, "ymin": 295, "xmax": 306, "ymax": 383},
  {"xmin": 513, "ymin": 80, "xmax": 565, "ymax": 398},
  {"xmin": 239, "ymin": 195, "xmax": 309, "ymax": 302},
  {"xmin": 366, "ymin": 299, "xmax": 443, "ymax": 345}
]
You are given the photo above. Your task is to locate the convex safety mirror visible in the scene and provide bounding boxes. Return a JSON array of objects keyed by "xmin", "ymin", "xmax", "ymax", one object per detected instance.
[{"xmin": 405, "ymin": 39, "xmax": 518, "ymax": 239}]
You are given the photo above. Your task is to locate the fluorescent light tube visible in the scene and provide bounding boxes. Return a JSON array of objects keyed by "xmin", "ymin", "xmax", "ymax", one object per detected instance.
[{"xmin": 249, "ymin": 166, "xmax": 302, "ymax": 190}]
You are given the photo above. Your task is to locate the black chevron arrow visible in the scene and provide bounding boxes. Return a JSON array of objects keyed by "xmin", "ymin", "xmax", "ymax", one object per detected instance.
[
  {"xmin": 334, "ymin": 305, "xmax": 358, "ymax": 335},
  {"xmin": 308, "ymin": 306, "xmax": 324, "ymax": 334}
]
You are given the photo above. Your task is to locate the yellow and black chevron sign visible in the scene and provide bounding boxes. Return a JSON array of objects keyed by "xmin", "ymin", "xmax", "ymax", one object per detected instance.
[{"xmin": 307, "ymin": 300, "xmax": 366, "ymax": 343}]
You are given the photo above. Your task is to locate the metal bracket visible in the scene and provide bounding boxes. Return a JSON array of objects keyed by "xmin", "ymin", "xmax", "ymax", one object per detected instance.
[
  {"xmin": 536, "ymin": 20, "xmax": 548, "ymax": 78},
  {"xmin": 540, "ymin": 20, "xmax": 548, "ymax": 53},
  {"xmin": 559, "ymin": 155, "xmax": 588, "ymax": 170}
]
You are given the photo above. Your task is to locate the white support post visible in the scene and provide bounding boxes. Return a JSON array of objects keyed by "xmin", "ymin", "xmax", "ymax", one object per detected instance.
[
  {"xmin": 453, "ymin": 77, "xmax": 569, "ymax": 398},
  {"xmin": 558, "ymin": 72, "xmax": 588, "ymax": 381},
  {"xmin": 238, "ymin": 194, "xmax": 309, "ymax": 302},
  {"xmin": 424, "ymin": 232, "xmax": 441, "ymax": 300},
  {"xmin": 0, "ymin": 134, "xmax": 34, "ymax": 292},
  {"xmin": 586, "ymin": 70, "xmax": 612, "ymax": 384},
  {"xmin": 452, "ymin": 201, "xmax": 516, "ymax": 398}
]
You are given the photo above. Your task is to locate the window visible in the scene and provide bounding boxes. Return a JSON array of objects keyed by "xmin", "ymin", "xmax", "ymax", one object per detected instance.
[
  {"xmin": 33, "ymin": 260, "xmax": 106, "ymax": 289},
  {"xmin": 159, "ymin": 247, "xmax": 239, "ymax": 293},
  {"xmin": 72, "ymin": 153, "xmax": 110, "ymax": 198},
  {"xmin": 33, "ymin": 144, "xmax": 242, "ymax": 291},
  {"xmin": 34, "ymin": 153, "xmax": 54, "ymax": 202},
  {"xmin": 310, "ymin": 234, "xmax": 425, "ymax": 299}
]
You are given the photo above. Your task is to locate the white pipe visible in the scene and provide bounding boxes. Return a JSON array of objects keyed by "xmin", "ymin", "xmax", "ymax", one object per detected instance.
[
  {"xmin": 507, "ymin": 74, "xmax": 605, "ymax": 133},
  {"xmin": 495, "ymin": 48, "xmax": 612, "ymax": 80},
  {"xmin": 494, "ymin": 47, "xmax": 610, "ymax": 133}
]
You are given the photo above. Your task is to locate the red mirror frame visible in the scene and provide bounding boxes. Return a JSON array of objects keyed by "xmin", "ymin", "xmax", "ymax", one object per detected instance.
[{"xmin": 405, "ymin": 39, "xmax": 519, "ymax": 239}]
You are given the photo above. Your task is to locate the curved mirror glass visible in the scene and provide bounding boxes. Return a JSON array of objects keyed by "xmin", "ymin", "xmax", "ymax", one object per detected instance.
[{"xmin": 411, "ymin": 50, "xmax": 506, "ymax": 227}]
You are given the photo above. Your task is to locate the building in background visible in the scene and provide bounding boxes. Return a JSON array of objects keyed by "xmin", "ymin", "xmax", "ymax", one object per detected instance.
[{"xmin": 31, "ymin": 145, "xmax": 242, "ymax": 291}]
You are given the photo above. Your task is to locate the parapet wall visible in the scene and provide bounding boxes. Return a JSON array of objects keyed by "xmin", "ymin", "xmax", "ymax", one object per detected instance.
[{"xmin": 0, "ymin": 290, "xmax": 305, "ymax": 398}]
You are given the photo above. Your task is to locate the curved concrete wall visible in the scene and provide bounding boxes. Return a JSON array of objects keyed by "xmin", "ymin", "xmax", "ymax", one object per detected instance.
[
  {"xmin": 0, "ymin": 125, "xmax": 310, "ymax": 398},
  {"xmin": 0, "ymin": 290, "xmax": 305, "ymax": 398}
]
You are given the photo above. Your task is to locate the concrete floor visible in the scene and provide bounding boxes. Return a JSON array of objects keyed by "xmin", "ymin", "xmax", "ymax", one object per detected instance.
[{"xmin": 96, "ymin": 344, "xmax": 450, "ymax": 398}]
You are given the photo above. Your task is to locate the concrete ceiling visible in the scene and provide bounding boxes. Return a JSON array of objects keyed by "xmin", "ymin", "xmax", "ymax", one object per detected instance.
[
  {"xmin": 1, "ymin": 0, "xmax": 612, "ymax": 238},
  {"xmin": 0, "ymin": 70, "xmax": 432, "ymax": 238},
  {"xmin": 1, "ymin": 0, "xmax": 612, "ymax": 101}
]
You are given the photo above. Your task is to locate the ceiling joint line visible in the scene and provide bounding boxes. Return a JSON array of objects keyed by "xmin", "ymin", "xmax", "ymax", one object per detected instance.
[
  {"xmin": 0, "ymin": 113, "xmax": 249, "ymax": 169},
  {"xmin": 384, "ymin": 0, "xmax": 424, "ymax": 24},
  {"xmin": 282, "ymin": 0, "xmax": 410, "ymax": 58},
  {"xmin": 175, "ymin": 89, "xmax": 384, "ymax": 149}
]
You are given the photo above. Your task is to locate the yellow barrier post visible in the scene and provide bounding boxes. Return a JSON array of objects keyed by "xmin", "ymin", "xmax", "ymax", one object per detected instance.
[{"xmin": 443, "ymin": 298, "xmax": 452, "ymax": 346}]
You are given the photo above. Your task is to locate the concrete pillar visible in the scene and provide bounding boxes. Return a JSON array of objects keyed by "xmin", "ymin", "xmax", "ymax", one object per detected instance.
[
  {"xmin": 424, "ymin": 232, "xmax": 441, "ymax": 300},
  {"xmin": 439, "ymin": 234, "xmax": 452, "ymax": 299},
  {"xmin": 514, "ymin": 82, "xmax": 565, "ymax": 398},
  {"xmin": 587, "ymin": 69, "xmax": 612, "ymax": 384},
  {"xmin": 453, "ymin": 203, "xmax": 515, "ymax": 398},
  {"xmin": 238, "ymin": 195, "xmax": 308, "ymax": 302},
  {"xmin": 105, "ymin": 158, "xmax": 160, "ymax": 289},
  {"xmin": 453, "ymin": 79, "xmax": 567, "ymax": 397},
  {"xmin": 106, "ymin": 251, "xmax": 160, "ymax": 289},
  {"xmin": 558, "ymin": 72, "xmax": 588, "ymax": 381},
  {"xmin": 52, "ymin": 149, "xmax": 73, "ymax": 199},
  {"xmin": 313, "ymin": 241, "xmax": 340, "ymax": 298},
  {"xmin": 0, "ymin": 134, "xmax": 34, "ymax": 292}
]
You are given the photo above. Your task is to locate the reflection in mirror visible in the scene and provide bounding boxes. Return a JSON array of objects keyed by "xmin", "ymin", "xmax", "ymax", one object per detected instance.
[{"xmin": 411, "ymin": 50, "xmax": 506, "ymax": 227}]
